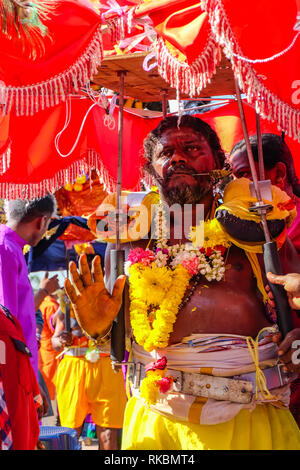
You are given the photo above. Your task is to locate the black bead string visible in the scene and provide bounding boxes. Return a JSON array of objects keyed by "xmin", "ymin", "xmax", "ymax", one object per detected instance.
[{"xmin": 178, "ymin": 273, "xmax": 203, "ymax": 311}]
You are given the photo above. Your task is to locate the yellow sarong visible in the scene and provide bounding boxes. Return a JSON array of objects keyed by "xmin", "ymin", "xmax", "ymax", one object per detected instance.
[
  {"xmin": 122, "ymin": 396, "xmax": 300, "ymax": 450},
  {"xmin": 122, "ymin": 333, "xmax": 300, "ymax": 450},
  {"xmin": 56, "ymin": 355, "xmax": 127, "ymax": 429}
]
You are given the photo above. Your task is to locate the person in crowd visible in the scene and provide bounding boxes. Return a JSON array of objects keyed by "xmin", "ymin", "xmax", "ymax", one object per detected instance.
[
  {"xmin": 230, "ymin": 134, "xmax": 300, "ymax": 426},
  {"xmin": 230, "ymin": 133, "xmax": 300, "ymax": 253},
  {"xmin": 0, "ymin": 196, "xmax": 57, "ymax": 416}
]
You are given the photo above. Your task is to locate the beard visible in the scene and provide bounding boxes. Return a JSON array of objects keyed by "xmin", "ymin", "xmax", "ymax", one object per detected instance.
[
  {"xmin": 148, "ymin": 165, "xmax": 213, "ymax": 206},
  {"xmin": 161, "ymin": 182, "xmax": 213, "ymax": 206}
]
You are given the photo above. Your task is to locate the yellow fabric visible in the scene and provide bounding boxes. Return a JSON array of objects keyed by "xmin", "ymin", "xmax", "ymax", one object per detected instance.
[
  {"xmin": 217, "ymin": 177, "xmax": 297, "ymax": 225},
  {"xmin": 89, "ymin": 190, "xmax": 160, "ymax": 243},
  {"xmin": 244, "ymin": 251, "xmax": 269, "ymax": 303},
  {"xmin": 56, "ymin": 355, "xmax": 127, "ymax": 429},
  {"xmin": 122, "ymin": 396, "xmax": 300, "ymax": 450},
  {"xmin": 214, "ymin": 177, "xmax": 296, "ymax": 254}
]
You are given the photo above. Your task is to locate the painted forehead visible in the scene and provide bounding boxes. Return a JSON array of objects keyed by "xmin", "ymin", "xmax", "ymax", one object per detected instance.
[{"xmin": 159, "ymin": 127, "xmax": 208, "ymax": 144}]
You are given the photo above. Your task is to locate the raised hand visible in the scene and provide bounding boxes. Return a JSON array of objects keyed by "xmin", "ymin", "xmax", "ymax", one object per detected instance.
[
  {"xmin": 40, "ymin": 271, "xmax": 60, "ymax": 295},
  {"xmin": 64, "ymin": 254, "xmax": 126, "ymax": 338}
]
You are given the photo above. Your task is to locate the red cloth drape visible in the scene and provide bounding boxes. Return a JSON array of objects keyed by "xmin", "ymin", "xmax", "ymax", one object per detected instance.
[
  {"xmin": 0, "ymin": 97, "xmax": 161, "ymax": 198},
  {"xmin": 0, "ymin": 97, "xmax": 298, "ymax": 198},
  {"xmin": 0, "ymin": 0, "xmax": 103, "ymax": 116},
  {"xmin": 132, "ymin": 0, "xmax": 300, "ymax": 141}
]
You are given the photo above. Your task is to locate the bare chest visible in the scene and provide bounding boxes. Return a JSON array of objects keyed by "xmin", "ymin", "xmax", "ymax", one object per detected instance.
[{"xmin": 117, "ymin": 241, "xmax": 271, "ymax": 342}]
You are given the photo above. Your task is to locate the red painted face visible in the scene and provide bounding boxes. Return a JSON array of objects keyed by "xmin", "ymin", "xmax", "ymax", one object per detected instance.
[{"xmin": 152, "ymin": 127, "xmax": 217, "ymax": 192}]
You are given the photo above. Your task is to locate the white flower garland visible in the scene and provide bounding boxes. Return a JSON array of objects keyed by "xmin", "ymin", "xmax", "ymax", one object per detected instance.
[{"xmin": 151, "ymin": 203, "xmax": 227, "ymax": 282}]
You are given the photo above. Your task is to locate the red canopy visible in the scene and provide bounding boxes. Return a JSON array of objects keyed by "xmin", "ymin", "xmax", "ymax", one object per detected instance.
[
  {"xmin": 129, "ymin": 0, "xmax": 300, "ymax": 142},
  {"xmin": 0, "ymin": 97, "xmax": 298, "ymax": 199},
  {"xmin": 0, "ymin": 97, "xmax": 161, "ymax": 198},
  {"xmin": 0, "ymin": 0, "xmax": 103, "ymax": 116}
]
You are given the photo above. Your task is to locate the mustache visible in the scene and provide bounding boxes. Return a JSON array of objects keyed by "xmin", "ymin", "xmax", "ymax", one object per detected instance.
[{"xmin": 165, "ymin": 164, "xmax": 210, "ymax": 181}]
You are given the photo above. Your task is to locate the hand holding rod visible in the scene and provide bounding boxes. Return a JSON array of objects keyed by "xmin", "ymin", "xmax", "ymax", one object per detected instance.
[
  {"xmin": 263, "ymin": 242, "xmax": 294, "ymax": 336},
  {"xmin": 110, "ymin": 249, "xmax": 125, "ymax": 363}
]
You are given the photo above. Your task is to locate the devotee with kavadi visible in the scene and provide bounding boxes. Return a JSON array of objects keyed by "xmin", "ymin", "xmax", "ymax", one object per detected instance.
[{"xmin": 65, "ymin": 116, "xmax": 300, "ymax": 450}]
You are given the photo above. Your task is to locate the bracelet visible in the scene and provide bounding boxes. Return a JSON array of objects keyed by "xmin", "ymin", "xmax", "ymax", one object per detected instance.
[
  {"xmin": 36, "ymin": 333, "xmax": 42, "ymax": 341},
  {"xmin": 83, "ymin": 324, "xmax": 113, "ymax": 347}
]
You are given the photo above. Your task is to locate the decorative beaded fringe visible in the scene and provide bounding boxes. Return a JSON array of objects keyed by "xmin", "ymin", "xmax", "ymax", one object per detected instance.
[
  {"xmin": 0, "ymin": 149, "xmax": 143, "ymax": 200},
  {"xmin": 201, "ymin": 0, "xmax": 300, "ymax": 141},
  {"xmin": 155, "ymin": 33, "xmax": 221, "ymax": 97},
  {"xmin": 0, "ymin": 143, "xmax": 11, "ymax": 176},
  {"xmin": 147, "ymin": 0, "xmax": 300, "ymax": 141},
  {"xmin": 0, "ymin": 25, "xmax": 103, "ymax": 116}
]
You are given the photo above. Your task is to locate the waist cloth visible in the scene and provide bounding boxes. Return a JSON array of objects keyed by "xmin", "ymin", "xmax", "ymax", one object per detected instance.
[
  {"xmin": 121, "ymin": 332, "xmax": 300, "ymax": 450},
  {"xmin": 56, "ymin": 355, "xmax": 127, "ymax": 429}
]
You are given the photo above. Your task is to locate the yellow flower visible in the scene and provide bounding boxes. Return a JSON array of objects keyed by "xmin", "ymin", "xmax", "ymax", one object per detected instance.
[
  {"xmin": 132, "ymin": 265, "xmax": 173, "ymax": 305},
  {"xmin": 140, "ymin": 370, "xmax": 165, "ymax": 406},
  {"xmin": 130, "ymin": 264, "xmax": 191, "ymax": 352},
  {"xmin": 190, "ymin": 219, "xmax": 230, "ymax": 249}
]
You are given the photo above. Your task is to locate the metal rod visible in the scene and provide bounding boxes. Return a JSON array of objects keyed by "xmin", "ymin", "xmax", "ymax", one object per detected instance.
[
  {"xmin": 65, "ymin": 246, "xmax": 71, "ymax": 332},
  {"xmin": 161, "ymin": 89, "xmax": 168, "ymax": 118},
  {"xmin": 234, "ymin": 79, "xmax": 261, "ymax": 200},
  {"xmin": 168, "ymin": 100, "xmax": 230, "ymax": 116},
  {"xmin": 116, "ymin": 71, "xmax": 126, "ymax": 251},
  {"xmin": 234, "ymin": 77, "xmax": 272, "ymax": 243},
  {"xmin": 110, "ymin": 71, "xmax": 126, "ymax": 364},
  {"xmin": 255, "ymin": 111, "xmax": 265, "ymax": 181},
  {"xmin": 181, "ymin": 96, "xmax": 237, "ymax": 101}
]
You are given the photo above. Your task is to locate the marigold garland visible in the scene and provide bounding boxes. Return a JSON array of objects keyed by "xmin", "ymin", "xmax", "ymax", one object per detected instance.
[
  {"xmin": 129, "ymin": 263, "xmax": 191, "ymax": 352},
  {"xmin": 126, "ymin": 204, "xmax": 231, "ymax": 405}
]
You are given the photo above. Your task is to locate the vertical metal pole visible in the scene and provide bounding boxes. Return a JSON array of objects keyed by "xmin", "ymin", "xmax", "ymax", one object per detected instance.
[
  {"xmin": 161, "ymin": 89, "xmax": 168, "ymax": 118},
  {"xmin": 234, "ymin": 78, "xmax": 271, "ymax": 242},
  {"xmin": 110, "ymin": 70, "xmax": 126, "ymax": 365},
  {"xmin": 255, "ymin": 111, "xmax": 265, "ymax": 181},
  {"xmin": 235, "ymin": 78, "xmax": 293, "ymax": 337},
  {"xmin": 116, "ymin": 70, "xmax": 126, "ymax": 251},
  {"xmin": 65, "ymin": 246, "xmax": 71, "ymax": 332}
]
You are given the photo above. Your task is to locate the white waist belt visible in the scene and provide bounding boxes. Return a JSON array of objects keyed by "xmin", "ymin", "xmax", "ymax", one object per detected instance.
[
  {"xmin": 64, "ymin": 347, "xmax": 88, "ymax": 357},
  {"xmin": 129, "ymin": 362, "xmax": 296, "ymax": 404}
]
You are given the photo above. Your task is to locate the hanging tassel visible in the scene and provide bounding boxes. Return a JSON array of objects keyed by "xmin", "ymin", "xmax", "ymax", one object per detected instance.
[{"xmin": 0, "ymin": 0, "xmax": 57, "ymax": 59}]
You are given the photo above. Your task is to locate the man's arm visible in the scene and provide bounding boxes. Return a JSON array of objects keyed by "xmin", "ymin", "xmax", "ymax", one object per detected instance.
[{"xmin": 51, "ymin": 311, "xmax": 72, "ymax": 352}]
